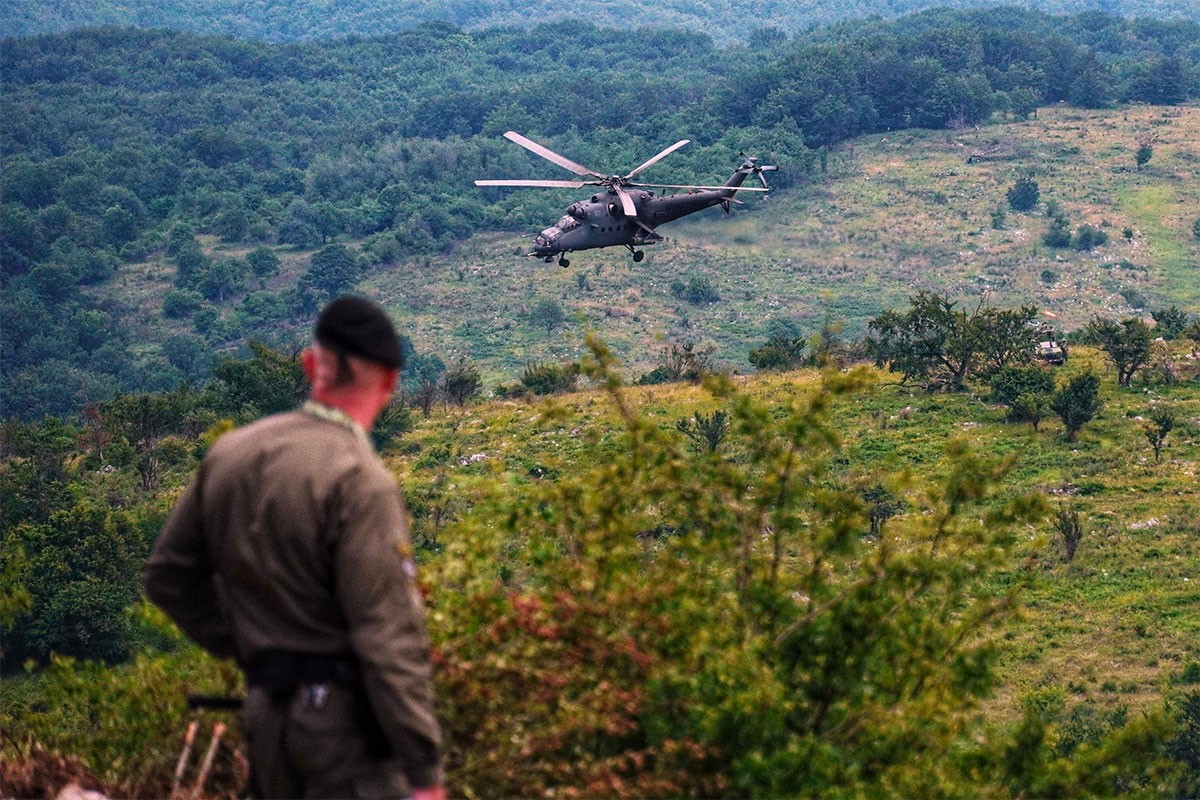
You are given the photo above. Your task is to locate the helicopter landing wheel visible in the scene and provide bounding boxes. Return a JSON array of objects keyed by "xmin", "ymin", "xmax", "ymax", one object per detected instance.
[
  {"xmin": 558, "ymin": 256, "xmax": 570, "ymax": 268},
  {"xmin": 632, "ymin": 250, "xmax": 644, "ymax": 263}
]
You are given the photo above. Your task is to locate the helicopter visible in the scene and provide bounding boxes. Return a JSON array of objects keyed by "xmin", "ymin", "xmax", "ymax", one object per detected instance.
[{"xmin": 475, "ymin": 131, "xmax": 778, "ymax": 267}]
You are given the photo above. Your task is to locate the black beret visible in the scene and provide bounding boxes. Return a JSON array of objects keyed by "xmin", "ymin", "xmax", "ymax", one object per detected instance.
[{"xmin": 314, "ymin": 295, "xmax": 404, "ymax": 369}]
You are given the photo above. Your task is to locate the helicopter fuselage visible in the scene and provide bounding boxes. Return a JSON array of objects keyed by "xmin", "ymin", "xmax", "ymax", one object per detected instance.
[{"xmin": 531, "ymin": 166, "xmax": 755, "ymax": 260}]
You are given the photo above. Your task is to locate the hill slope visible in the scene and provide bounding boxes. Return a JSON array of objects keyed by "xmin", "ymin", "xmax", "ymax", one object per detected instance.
[{"xmin": 341, "ymin": 103, "xmax": 1200, "ymax": 384}]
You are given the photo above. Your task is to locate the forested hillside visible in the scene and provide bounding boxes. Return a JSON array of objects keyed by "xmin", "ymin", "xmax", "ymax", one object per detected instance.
[
  {"xmin": 2, "ymin": 0, "xmax": 1200, "ymax": 43},
  {"xmin": 3, "ymin": 10, "xmax": 1198, "ymax": 422},
  {"xmin": 4, "ymin": 9, "xmax": 1200, "ymax": 795}
]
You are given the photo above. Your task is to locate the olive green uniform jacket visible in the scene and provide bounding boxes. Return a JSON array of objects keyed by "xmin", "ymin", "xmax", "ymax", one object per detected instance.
[{"xmin": 144, "ymin": 402, "xmax": 443, "ymax": 794}]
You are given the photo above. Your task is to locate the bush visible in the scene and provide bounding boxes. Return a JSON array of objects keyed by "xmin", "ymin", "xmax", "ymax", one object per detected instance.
[
  {"xmin": 748, "ymin": 336, "xmax": 807, "ymax": 371},
  {"xmin": 1051, "ymin": 372, "xmax": 1103, "ymax": 441},
  {"xmin": 430, "ymin": 342, "xmax": 1059, "ymax": 797},
  {"xmin": 1072, "ymin": 224, "xmax": 1108, "ymax": 251},
  {"xmin": 989, "ymin": 364, "xmax": 1056, "ymax": 407},
  {"xmin": 0, "ymin": 642, "xmax": 244, "ymax": 798},
  {"xmin": 670, "ymin": 275, "xmax": 720, "ymax": 305},
  {"xmin": 1043, "ymin": 214, "xmax": 1072, "ymax": 248},
  {"xmin": 1007, "ymin": 175, "xmax": 1040, "ymax": 212},
  {"xmin": 519, "ymin": 362, "xmax": 579, "ymax": 395},
  {"xmin": 442, "ymin": 358, "xmax": 481, "ymax": 406},
  {"xmin": 1152, "ymin": 306, "xmax": 1191, "ymax": 340},
  {"xmin": 162, "ymin": 290, "xmax": 204, "ymax": 320},
  {"xmin": 528, "ymin": 299, "xmax": 565, "ymax": 332},
  {"xmin": 637, "ymin": 342, "xmax": 712, "ymax": 385}
]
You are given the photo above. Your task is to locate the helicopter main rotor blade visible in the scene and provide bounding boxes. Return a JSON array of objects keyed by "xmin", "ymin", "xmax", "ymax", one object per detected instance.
[
  {"xmin": 614, "ymin": 185, "xmax": 638, "ymax": 216},
  {"xmin": 503, "ymin": 131, "xmax": 599, "ymax": 178},
  {"xmin": 475, "ymin": 179, "xmax": 589, "ymax": 188},
  {"xmin": 625, "ymin": 139, "xmax": 690, "ymax": 179},
  {"xmin": 632, "ymin": 182, "xmax": 770, "ymax": 192}
]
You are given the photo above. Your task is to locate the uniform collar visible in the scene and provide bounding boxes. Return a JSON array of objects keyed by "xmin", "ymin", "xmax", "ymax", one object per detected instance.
[{"xmin": 301, "ymin": 399, "xmax": 375, "ymax": 453}]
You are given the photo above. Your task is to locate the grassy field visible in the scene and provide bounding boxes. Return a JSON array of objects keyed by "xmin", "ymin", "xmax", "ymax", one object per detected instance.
[
  {"xmin": 390, "ymin": 342, "xmax": 1200, "ymax": 723},
  {"xmin": 347, "ymin": 104, "xmax": 1200, "ymax": 388}
]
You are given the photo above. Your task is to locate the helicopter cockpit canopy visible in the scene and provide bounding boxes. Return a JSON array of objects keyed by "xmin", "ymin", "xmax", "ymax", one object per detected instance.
[{"xmin": 536, "ymin": 215, "xmax": 580, "ymax": 248}]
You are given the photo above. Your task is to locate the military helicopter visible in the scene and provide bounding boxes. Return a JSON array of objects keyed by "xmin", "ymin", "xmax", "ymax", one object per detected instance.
[{"xmin": 475, "ymin": 131, "xmax": 778, "ymax": 267}]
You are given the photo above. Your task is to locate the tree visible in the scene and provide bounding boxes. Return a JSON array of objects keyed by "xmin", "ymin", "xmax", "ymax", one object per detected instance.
[
  {"xmin": 529, "ymin": 299, "xmax": 565, "ymax": 333},
  {"xmin": 866, "ymin": 293, "xmax": 1029, "ymax": 391},
  {"xmin": 245, "ymin": 246, "xmax": 280, "ymax": 282},
  {"xmin": 1043, "ymin": 212, "xmax": 1072, "ymax": 248},
  {"xmin": 210, "ymin": 341, "xmax": 306, "ymax": 419},
  {"xmin": 989, "ymin": 365, "xmax": 1055, "ymax": 427},
  {"xmin": 1135, "ymin": 143, "xmax": 1153, "ymax": 170},
  {"xmin": 1011, "ymin": 392, "xmax": 1051, "ymax": 431},
  {"xmin": 1151, "ymin": 306, "xmax": 1190, "ymax": 340},
  {"xmin": 404, "ymin": 353, "xmax": 447, "ymax": 416},
  {"xmin": 1088, "ymin": 316, "xmax": 1152, "ymax": 387},
  {"xmin": 301, "ymin": 244, "xmax": 360, "ymax": 299},
  {"xmin": 1142, "ymin": 408, "xmax": 1174, "ymax": 464},
  {"xmin": 975, "ymin": 305, "xmax": 1038, "ymax": 372},
  {"xmin": 372, "ymin": 401, "xmax": 413, "ymax": 452},
  {"xmin": 443, "ymin": 357, "xmax": 482, "ymax": 406},
  {"xmin": 5, "ymin": 497, "xmax": 144, "ymax": 664},
  {"xmin": 1051, "ymin": 372, "xmax": 1102, "ymax": 441}
]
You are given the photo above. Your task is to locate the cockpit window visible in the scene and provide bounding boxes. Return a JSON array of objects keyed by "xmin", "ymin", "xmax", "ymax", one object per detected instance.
[{"xmin": 556, "ymin": 215, "xmax": 580, "ymax": 231}]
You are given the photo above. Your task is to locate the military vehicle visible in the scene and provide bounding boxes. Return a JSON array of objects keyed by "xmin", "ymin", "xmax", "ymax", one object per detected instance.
[{"xmin": 475, "ymin": 131, "xmax": 777, "ymax": 266}]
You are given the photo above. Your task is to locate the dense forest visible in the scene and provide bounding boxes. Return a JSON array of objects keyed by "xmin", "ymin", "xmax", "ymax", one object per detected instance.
[
  {"xmin": 3, "ymin": 0, "xmax": 1200, "ymax": 43},
  {"xmin": 2, "ymin": 9, "xmax": 1198, "ymax": 422}
]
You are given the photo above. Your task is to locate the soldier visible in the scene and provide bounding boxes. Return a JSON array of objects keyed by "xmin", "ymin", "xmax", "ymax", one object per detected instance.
[{"xmin": 145, "ymin": 296, "xmax": 445, "ymax": 800}]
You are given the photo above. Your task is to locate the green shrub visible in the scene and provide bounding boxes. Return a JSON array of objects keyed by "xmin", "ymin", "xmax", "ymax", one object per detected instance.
[
  {"xmin": 748, "ymin": 336, "xmax": 807, "ymax": 371},
  {"xmin": 1052, "ymin": 372, "xmax": 1103, "ymax": 441},
  {"xmin": 0, "ymin": 634, "xmax": 242, "ymax": 798},
  {"xmin": 520, "ymin": 362, "xmax": 579, "ymax": 395},
  {"xmin": 430, "ymin": 340, "xmax": 1057, "ymax": 797},
  {"xmin": 1007, "ymin": 175, "xmax": 1040, "ymax": 212},
  {"xmin": 670, "ymin": 275, "xmax": 720, "ymax": 305},
  {"xmin": 989, "ymin": 365, "xmax": 1056, "ymax": 406}
]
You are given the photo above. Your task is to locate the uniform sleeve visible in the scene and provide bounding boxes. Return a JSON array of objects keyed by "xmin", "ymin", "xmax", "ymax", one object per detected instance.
[
  {"xmin": 144, "ymin": 466, "xmax": 237, "ymax": 659},
  {"xmin": 334, "ymin": 473, "xmax": 444, "ymax": 789}
]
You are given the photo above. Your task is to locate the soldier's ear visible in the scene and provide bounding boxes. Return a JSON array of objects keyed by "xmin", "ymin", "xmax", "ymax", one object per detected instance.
[
  {"xmin": 301, "ymin": 347, "xmax": 318, "ymax": 385},
  {"xmin": 382, "ymin": 367, "xmax": 399, "ymax": 396}
]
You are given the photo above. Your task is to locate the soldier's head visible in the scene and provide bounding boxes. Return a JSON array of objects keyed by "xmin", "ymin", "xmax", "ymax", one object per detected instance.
[{"xmin": 304, "ymin": 296, "xmax": 403, "ymax": 425}]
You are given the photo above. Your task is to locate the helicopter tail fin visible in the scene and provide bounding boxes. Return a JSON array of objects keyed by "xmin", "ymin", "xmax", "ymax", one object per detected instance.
[
  {"xmin": 725, "ymin": 154, "xmax": 778, "ymax": 190},
  {"xmin": 740, "ymin": 153, "xmax": 779, "ymax": 189}
]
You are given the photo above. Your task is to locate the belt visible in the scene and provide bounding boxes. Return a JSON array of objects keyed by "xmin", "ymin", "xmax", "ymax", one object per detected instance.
[{"xmin": 245, "ymin": 651, "xmax": 360, "ymax": 693}]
